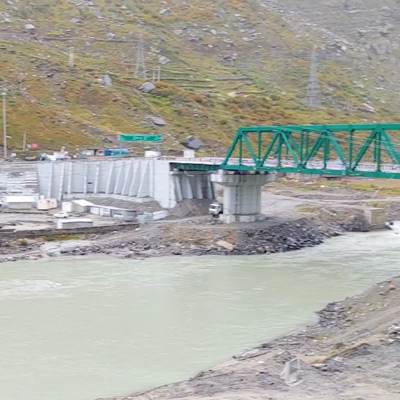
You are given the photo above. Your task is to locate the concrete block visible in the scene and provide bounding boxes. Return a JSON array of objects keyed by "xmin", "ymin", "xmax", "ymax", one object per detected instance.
[
  {"xmin": 216, "ymin": 240, "xmax": 234, "ymax": 251},
  {"xmin": 238, "ymin": 214, "xmax": 266, "ymax": 223},
  {"xmin": 153, "ymin": 210, "xmax": 169, "ymax": 221},
  {"xmin": 364, "ymin": 208, "xmax": 386, "ymax": 230},
  {"xmin": 57, "ymin": 218, "xmax": 93, "ymax": 229},
  {"xmin": 137, "ymin": 213, "xmax": 154, "ymax": 224},
  {"xmin": 37, "ymin": 198, "xmax": 57, "ymax": 211},
  {"xmin": 220, "ymin": 214, "xmax": 237, "ymax": 224}
]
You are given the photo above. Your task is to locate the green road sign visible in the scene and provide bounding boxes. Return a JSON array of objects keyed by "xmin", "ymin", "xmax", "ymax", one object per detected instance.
[{"xmin": 119, "ymin": 134, "xmax": 163, "ymax": 143}]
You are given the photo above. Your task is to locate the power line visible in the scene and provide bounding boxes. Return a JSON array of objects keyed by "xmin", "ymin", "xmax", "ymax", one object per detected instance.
[
  {"xmin": 152, "ymin": 66, "xmax": 161, "ymax": 82},
  {"xmin": 134, "ymin": 34, "xmax": 147, "ymax": 79},
  {"xmin": 305, "ymin": 46, "xmax": 321, "ymax": 108}
]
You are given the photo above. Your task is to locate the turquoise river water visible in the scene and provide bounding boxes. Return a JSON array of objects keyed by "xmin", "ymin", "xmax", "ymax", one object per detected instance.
[{"xmin": 1, "ymin": 227, "xmax": 400, "ymax": 400}]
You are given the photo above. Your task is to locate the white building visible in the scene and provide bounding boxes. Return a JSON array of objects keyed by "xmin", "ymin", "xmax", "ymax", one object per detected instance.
[
  {"xmin": 37, "ymin": 197, "xmax": 57, "ymax": 211},
  {"xmin": 56, "ymin": 218, "xmax": 93, "ymax": 229},
  {"xmin": 4, "ymin": 196, "xmax": 36, "ymax": 210},
  {"xmin": 62, "ymin": 202, "xmax": 73, "ymax": 213},
  {"xmin": 72, "ymin": 199, "xmax": 94, "ymax": 213},
  {"xmin": 89, "ymin": 205, "xmax": 136, "ymax": 221}
]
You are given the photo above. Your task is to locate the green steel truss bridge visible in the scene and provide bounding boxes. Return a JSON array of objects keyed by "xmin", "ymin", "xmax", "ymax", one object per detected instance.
[{"xmin": 172, "ymin": 124, "xmax": 400, "ymax": 179}]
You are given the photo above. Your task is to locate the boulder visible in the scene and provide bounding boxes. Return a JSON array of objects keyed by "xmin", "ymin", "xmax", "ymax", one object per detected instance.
[
  {"xmin": 182, "ymin": 137, "xmax": 204, "ymax": 150},
  {"xmin": 138, "ymin": 82, "xmax": 156, "ymax": 93},
  {"xmin": 103, "ymin": 74, "xmax": 112, "ymax": 87},
  {"xmin": 158, "ymin": 56, "xmax": 170, "ymax": 65},
  {"xmin": 362, "ymin": 103, "xmax": 376, "ymax": 113},
  {"xmin": 216, "ymin": 240, "xmax": 234, "ymax": 251},
  {"xmin": 25, "ymin": 24, "xmax": 36, "ymax": 34},
  {"xmin": 159, "ymin": 7, "xmax": 171, "ymax": 16},
  {"xmin": 146, "ymin": 115, "xmax": 166, "ymax": 126}
]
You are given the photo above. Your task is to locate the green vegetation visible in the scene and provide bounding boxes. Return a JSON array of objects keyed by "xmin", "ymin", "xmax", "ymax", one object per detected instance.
[
  {"xmin": 349, "ymin": 183, "xmax": 400, "ymax": 197},
  {"xmin": 0, "ymin": 0, "xmax": 397, "ymax": 155},
  {"xmin": 39, "ymin": 234, "xmax": 89, "ymax": 242},
  {"xmin": 347, "ymin": 183, "xmax": 378, "ymax": 192}
]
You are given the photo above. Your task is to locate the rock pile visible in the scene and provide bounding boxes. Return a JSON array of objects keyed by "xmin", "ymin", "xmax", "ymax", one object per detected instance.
[{"xmin": 233, "ymin": 221, "xmax": 326, "ymax": 255}]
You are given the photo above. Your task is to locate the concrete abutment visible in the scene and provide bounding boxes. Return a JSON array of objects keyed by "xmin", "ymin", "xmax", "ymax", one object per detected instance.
[{"xmin": 37, "ymin": 159, "xmax": 215, "ymax": 210}]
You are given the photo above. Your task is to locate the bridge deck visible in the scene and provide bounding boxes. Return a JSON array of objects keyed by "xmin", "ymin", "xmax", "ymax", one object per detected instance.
[{"xmin": 171, "ymin": 157, "xmax": 400, "ymax": 179}]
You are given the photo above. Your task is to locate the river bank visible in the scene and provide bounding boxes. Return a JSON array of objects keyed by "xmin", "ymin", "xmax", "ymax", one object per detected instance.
[
  {"xmin": 0, "ymin": 205, "xmax": 375, "ymax": 263},
  {"xmin": 100, "ymin": 275, "xmax": 400, "ymax": 400},
  {"xmin": 0, "ymin": 179, "xmax": 396, "ymax": 263}
]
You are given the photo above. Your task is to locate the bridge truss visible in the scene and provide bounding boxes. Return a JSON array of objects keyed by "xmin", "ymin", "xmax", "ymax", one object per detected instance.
[{"xmin": 220, "ymin": 124, "xmax": 400, "ymax": 179}]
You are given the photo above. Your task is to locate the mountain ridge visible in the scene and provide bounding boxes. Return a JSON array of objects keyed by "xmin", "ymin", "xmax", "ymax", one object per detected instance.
[{"xmin": 0, "ymin": 0, "xmax": 398, "ymax": 154}]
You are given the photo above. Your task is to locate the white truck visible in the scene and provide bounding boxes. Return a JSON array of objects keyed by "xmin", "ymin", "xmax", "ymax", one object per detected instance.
[
  {"xmin": 53, "ymin": 211, "xmax": 69, "ymax": 219},
  {"xmin": 209, "ymin": 202, "xmax": 223, "ymax": 217}
]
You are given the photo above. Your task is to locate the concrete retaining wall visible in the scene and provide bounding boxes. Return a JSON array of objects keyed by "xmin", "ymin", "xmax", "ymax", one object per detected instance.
[
  {"xmin": 0, "ymin": 160, "xmax": 215, "ymax": 210},
  {"xmin": 37, "ymin": 159, "xmax": 215, "ymax": 209}
]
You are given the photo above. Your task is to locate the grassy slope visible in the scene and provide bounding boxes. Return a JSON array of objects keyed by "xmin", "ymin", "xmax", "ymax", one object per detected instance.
[{"xmin": 0, "ymin": 0, "xmax": 396, "ymax": 155}]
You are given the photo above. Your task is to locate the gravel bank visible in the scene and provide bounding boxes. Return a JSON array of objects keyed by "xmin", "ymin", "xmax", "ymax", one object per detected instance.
[{"xmin": 0, "ymin": 206, "xmax": 381, "ymax": 263}]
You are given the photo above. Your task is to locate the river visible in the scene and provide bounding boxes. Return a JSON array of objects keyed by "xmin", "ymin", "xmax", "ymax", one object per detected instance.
[{"xmin": 1, "ymin": 228, "xmax": 400, "ymax": 400}]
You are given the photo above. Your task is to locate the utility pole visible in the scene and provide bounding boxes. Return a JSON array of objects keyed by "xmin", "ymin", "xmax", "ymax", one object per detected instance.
[
  {"xmin": 2, "ymin": 91, "xmax": 7, "ymax": 160},
  {"xmin": 152, "ymin": 66, "xmax": 161, "ymax": 82},
  {"xmin": 305, "ymin": 46, "xmax": 321, "ymax": 108},
  {"xmin": 134, "ymin": 34, "xmax": 147, "ymax": 79},
  {"xmin": 22, "ymin": 131, "xmax": 27, "ymax": 151},
  {"xmin": 68, "ymin": 47, "xmax": 75, "ymax": 67},
  {"xmin": 345, "ymin": 99, "xmax": 354, "ymax": 113}
]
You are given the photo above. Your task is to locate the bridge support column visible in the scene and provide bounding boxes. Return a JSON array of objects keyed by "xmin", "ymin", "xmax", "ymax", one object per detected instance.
[{"xmin": 212, "ymin": 171, "xmax": 275, "ymax": 223}]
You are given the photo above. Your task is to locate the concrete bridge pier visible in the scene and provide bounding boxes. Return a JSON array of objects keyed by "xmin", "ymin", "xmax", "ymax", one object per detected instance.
[{"xmin": 212, "ymin": 171, "xmax": 275, "ymax": 224}]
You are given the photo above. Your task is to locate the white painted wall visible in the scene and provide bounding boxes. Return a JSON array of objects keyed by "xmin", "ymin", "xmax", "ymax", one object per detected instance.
[{"xmin": 154, "ymin": 160, "xmax": 177, "ymax": 208}]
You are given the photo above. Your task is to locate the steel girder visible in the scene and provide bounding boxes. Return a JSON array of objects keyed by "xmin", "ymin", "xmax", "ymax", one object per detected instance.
[{"xmin": 220, "ymin": 124, "xmax": 400, "ymax": 179}]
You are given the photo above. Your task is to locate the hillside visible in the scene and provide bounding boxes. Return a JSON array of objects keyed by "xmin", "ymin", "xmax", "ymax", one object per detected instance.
[{"xmin": 0, "ymin": 0, "xmax": 398, "ymax": 155}]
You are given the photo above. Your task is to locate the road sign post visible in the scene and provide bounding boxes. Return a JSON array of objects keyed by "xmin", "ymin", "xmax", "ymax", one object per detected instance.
[{"xmin": 119, "ymin": 134, "xmax": 163, "ymax": 143}]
